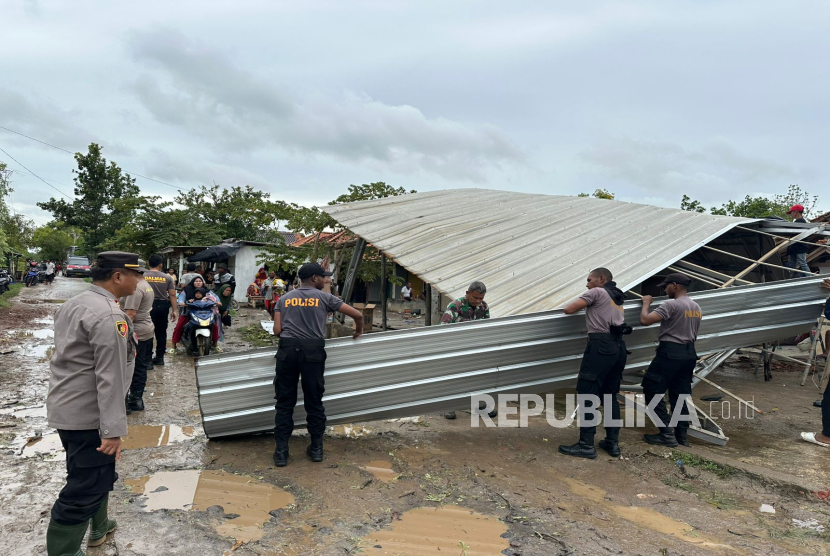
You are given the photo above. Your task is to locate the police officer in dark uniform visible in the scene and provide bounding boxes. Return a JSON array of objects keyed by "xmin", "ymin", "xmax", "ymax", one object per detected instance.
[
  {"xmin": 559, "ymin": 267, "xmax": 630, "ymax": 459},
  {"xmin": 272, "ymin": 263, "xmax": 365, "ymax": 467},
  {"xmin": 639, "ymin": 272, "xmax": 702, "ymax": 447},
  {"xmin": 45, "ymin": 252, "xmax": 141, "ymax": 555}
]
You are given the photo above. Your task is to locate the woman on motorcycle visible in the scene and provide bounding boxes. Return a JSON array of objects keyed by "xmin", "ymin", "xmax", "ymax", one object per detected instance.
[{"xmin": 170, "ymin": 277, "xmax": 221, "ymax": 352}]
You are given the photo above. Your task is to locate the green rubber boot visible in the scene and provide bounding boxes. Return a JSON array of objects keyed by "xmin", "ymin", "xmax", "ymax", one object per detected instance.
[
  {"xmin": 88, "ymin": 496, "xmax": 117, "ymax": 547},
  {"xmin": 46, "ymin": 519, "xmax": 88, "ymax": 556}
]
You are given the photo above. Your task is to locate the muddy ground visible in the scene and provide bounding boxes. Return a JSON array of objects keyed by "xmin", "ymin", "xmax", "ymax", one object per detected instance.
[{"xmin": 1, "ymin": 277, "xmax": 829, "ymax": 555}]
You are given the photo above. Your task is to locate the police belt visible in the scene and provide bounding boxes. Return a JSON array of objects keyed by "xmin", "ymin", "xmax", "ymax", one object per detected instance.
[
  {"xmin": 152, "ymin": 299, "xmax": 171, "ymax": 307},
  {"xmin": 658, "ymin": 340, "xmax": 696, "ymax": 353},
  {"xmin": 587, "ymin": 333, "xmax": 623, "ymax": 341},
  {"xmin": 278, "ymin": 337, "xmax": 325, "ymax": 348}
]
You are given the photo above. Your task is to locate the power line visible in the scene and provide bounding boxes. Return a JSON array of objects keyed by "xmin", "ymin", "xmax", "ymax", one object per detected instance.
[
  {"xmin": 0, "ymin": 124, "xmax": 186, "ymax": 192},
  {"xmin": 0, "ymin": 146, "xmax": 74, "ymax": 200}
]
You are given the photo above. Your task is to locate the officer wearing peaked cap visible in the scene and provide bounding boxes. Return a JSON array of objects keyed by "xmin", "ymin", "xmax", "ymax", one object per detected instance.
[{"xmin": 45, "ymin": 251, "xmax": 142, "ymax": 555}]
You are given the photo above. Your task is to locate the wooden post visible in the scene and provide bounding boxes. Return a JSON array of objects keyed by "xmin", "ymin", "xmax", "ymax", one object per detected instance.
[
  {"xmin": 381, "ymin": 253, "xmax": 388, "ymax": 331},
  {"xmin": 337, "ymin": 238, "xmax": 367, "ymax": 324},
  {"xmin": 425, "ymin": 283, "xmax": 432, "ymax": 326}
]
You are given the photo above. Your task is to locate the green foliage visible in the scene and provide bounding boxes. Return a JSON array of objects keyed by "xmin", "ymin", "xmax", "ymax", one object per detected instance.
[
  {"xmin": 37, "ymin": 143, "xmax": 140, "ymax": 256},
  {"xmin": 0, "ymin": 283, "xmax": 23, "ymax": 309},
  {"xmin": 681, "ymin": 185, "xmax": 819, "ymax": 219},
  {"xmin": 0, "ymin": 163, "xmax": 11, "ymax": 254},
  {"xmin": 578, "ymin": 188, "xmax": 615, "ymax": 200},
  {"xmin": 672, "ymin": 451, "xmax": 734, "ymax": 479},
  {"xmin": 32, "ymin": 223, "xmax": 74, "ymax": 261}
]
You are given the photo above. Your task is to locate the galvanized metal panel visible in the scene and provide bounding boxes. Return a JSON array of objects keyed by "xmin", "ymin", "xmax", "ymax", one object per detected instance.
[
  {"xmin": 321, "ymin": 189, "xmax": 751, "ymax": 317},
  {"xmin": 196, "ymin": 276, "xmax": 827, "ymax": 438}
]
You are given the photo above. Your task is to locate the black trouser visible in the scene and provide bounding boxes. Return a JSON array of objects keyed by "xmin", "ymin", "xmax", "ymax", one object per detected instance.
[
  {"xmin": 131, "ymin": 338, "xmax": 153, "ymax": 393},
  {"xmin": 221, "ymin": 313, "xmax": 232, "ymax": 327},
  {"xmin": 150, "ymin": 300, "xmax": 171, "ymax": 358},
  {"xmin": 641, "ymin": 341, "xmax": 697, "ymax": 432},
  {"xmin": 52, "ymin": 429, "xmax": 116, "ymax": 525},
  {"xmin": 274, "ymin": 338, "xmax": 327, "ymax": 443},
  {"xmin": 576, "ymin": 333, "xmax": 627, "ymax": 440}
]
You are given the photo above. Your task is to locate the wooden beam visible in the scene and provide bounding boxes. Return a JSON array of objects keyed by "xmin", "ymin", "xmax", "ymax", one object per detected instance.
[
  {"xmin": 337, "ymin": 238, "xmax": 367, "ymax": 324},
  {"xmin": 693, "ymin": 374, "xmax": 764, "ymax": 415},
  {"xmin": 667, "ymin": 266, "xmax": 724, "ymax": 288},
  {"xmin": 672, "ymin": 259, "xmax": 753, "ymax": 285},
  {"xmin": 701, "ymin": 243, "xmax": 812, "ymax": 283},
  {"xmin": 381, "ymin": 253, "xmax": 388, "ymax": 332}
]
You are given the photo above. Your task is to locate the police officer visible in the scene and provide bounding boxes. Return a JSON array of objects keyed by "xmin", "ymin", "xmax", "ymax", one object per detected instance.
[
  {"xmin": 639, "ymin": 272, "xmax": 702, "ymax": 447},
  {"xmin": 143, "ymin": 254, "xmax": 178, "ymax": 366},
  {"xmin": 559, "ymin": 267, "xmax": 629, "ymax": 459},
  {"xmin": 119, "ymin": 259, "xmax": 154, "ymax": 413},
  {"xmin": 45, "ymin": 252, "xmax": 141, "ymax": 555},
  {"xmin": 272, "ymin": 262, "xmax": 364, "ymax": 467}
]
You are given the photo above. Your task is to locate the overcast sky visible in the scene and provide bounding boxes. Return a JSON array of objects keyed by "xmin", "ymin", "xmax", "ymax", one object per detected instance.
[{"xmin": 3, "ymin": 1, "xmax": 829, "ymax": 225}]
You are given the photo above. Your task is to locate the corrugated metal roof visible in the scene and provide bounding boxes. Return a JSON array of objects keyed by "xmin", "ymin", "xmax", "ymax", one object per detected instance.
[{"xmin": 322, "ymin": 189, "xmax": 751, "ymax": 317}]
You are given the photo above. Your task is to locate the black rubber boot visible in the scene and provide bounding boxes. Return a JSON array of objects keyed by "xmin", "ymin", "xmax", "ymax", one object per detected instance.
[
  {"xmin": 152, "ymin": 356, "xmax": 164, "ymax": 366},
  {"xmin": 644, "ymin": 428, "xmax": 679, "ymax": 447},
  {"xmin": 127, "ymin": 391, "xmax": 145, "ymax": 412},
  {"xmin": 558, "ymin": 429, "xmax": 597, "ymax": 459},
  {"xmin": 88, "ymin": 495, "xmax": 117, "ymax": 547},
  {"xmin": 273, "ymin": 441, "xmax": 289, "ymax": 467},
  {"xmin": 125, "ymin": 394, "xmax": 132, "ymax": 416},
  {"xmin": 46, "ymin": 518, "xmax": 89, "ymax": 556},
  {"xmin": 444, "ymin": 411, "xmax": 457, "ymax": 419},
  {"xmin": 598, "ymin": 427, "xmax": 621, "ymax": 457},
  {"xmin": 307, "ymin": 434, "xmax": 324, "ymax": 462},
  {"xmin": 674, "ymin": 427, "xmax": 690, "ymax": 447}
]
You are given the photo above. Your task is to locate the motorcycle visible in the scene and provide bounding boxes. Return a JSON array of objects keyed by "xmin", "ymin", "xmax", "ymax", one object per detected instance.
[
  {"xmin": 181, "ymin": 298, "xmax": 218, "ymax": 356},
  {"xmin": 0, "ymin": 270, "xmax": 10, "ymax": 294},
  {"xmin": 25, "ymin": 267, "xmax": 40, "ymax": 287}
]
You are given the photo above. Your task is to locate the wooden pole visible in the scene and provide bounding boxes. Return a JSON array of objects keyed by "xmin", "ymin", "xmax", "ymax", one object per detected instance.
[
  {"xmin": 671, "ymin": 259, "xmax": 753, "ymax": 285},
  {"xmin": 425, "ymin": 283, "xmax": 432, "ymax": 326},
  {"xmin": 381, "ymin": 253, "xmax": 387, "ymax": 331},
  {"xmin": 693, "ymin": 374, "xmax": 764, "ymax": 414}
]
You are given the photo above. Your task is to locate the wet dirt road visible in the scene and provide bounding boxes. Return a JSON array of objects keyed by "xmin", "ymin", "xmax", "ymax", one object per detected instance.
[{"xmin": 2, "ymin": 277, "xmax": 829, "ymax": 555}]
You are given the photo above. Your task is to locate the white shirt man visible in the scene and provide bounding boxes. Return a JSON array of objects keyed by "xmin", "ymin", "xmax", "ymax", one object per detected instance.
[
  {"xmin": 46, "ymin": 261, "xmax": 56, "ymax": 275},
  {"xmin": 401, "ymin": 284, "xmax": 412, "ymax": 301}
]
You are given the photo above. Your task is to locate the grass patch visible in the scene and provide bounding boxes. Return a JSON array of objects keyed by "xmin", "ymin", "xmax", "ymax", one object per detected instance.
[
  {"xmin": 0, "ymin": 283, "xmax": 23, "ymax": 308},
  {"xmin": 707, "ymin": 491, "xmax": 738, "ymax": 510},
  {"xmin": 672, "ymin": 451, "xmax": 735, "ymax": 479},
  {"xmin": 660, "ymin": 475, "xmax": 694, "ymax": 493},
  {"xmin": 239, "ymin": 324, "xmax": 274, "ymax": 347},
  {"xmin": 82, "ymin": 277, "xmax": 91, "ymax": 283}
]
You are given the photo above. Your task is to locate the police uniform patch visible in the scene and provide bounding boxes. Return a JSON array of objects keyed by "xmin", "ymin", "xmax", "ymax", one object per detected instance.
[{"xmin": 116, "ymin": 320, "xmax": 128, "ymax": 338}]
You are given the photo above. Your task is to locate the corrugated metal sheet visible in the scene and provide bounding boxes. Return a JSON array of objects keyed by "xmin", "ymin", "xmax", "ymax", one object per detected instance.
[
  {"xmin": 322, "ymin": 189, "xmax": 751, "ymax": 317},
  {"xmin": 196, "ymin": 276, "xmax": 826, "ymax": 438}
]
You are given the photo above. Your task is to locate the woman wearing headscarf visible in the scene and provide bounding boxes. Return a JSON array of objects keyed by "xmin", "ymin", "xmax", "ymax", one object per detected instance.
[
  {"xmin": 170, "ymin": 277, "xmax": 221, "ymax": 352},
  {"xmin": 217, "ymin": 284, "xmax": 233, "ymax": 327}
]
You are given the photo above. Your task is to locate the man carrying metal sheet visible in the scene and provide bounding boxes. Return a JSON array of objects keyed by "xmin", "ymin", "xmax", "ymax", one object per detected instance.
[
  {"xmin": 639, "ymin": 272, "xmax": 702, "ymax": 448},
  {"xmin": 272, "ymin": 262, "xmax": 365, "ymax": 467},
  {"xmin": 559, "ymin": 268, "xmax": 630, "ymax": 459},
  {"xmin": 439, "ymin": 281, "xmax": 497, "ymax": 420}
]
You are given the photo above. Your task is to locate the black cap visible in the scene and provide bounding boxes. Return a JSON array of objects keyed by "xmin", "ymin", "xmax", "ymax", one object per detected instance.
[
  {"xmin": 217, "ymin": 263, "xmax": 228, "ymax": 270},
  {"xmin": 298, "ymin": 262, "xmax": 333, "ymax": 279},
  {"xmin": 657, "ymin": 272, "xmax": 691, "ymax": 288},
  {"xmin": 96, "ymin": 251, "xmax": 144, "ymax": 274}
]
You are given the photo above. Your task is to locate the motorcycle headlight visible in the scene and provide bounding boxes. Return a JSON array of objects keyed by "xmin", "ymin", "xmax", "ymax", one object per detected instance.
[{"xmin": 199, "ymin": 319, "xmax": 210, "ymax": 326}]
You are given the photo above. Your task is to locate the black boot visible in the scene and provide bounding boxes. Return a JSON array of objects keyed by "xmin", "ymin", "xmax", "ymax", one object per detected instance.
[
  {"xmin": 674, "ymin": 427, "xmax": 689, "ymax": 447},
  {"xmin": 273, "ymin": 441, "xmax": 289, "ymax": 467},
  {"xmin": 307, "ymin": 434, "xmax": 324, "ymax": 462},
  {"xmin": 644, "ymin": 428, "xmax": 679, "ymax": 447},
  {"xmin": 558, "ymin": 429, "xmax": 597, "ymax": 459},
  {"xmin": 125, "ymin": 394, "xmax": 132, "ymax": 416},
  {"xmin": 127, "ymin": 391, "xmax": 145, "ymax": 412},
  {"xmin": 152, "ymin": 356, "xmax": 164, "ymax": 366},
  {"xmin": 598, "ymin": 427, "xmax": 621, "ymax": 457}
]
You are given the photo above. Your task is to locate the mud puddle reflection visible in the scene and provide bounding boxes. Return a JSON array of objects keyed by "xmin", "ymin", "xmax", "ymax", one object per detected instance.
[
  {"xmin": 361, "ymin": 505, "xmax": 508, "ymax": 555},
  {"xmin": 559, "ymin": 476, "xmax": 740, "ymax": 553},
  {"xmin": 128, "ymin": 469, "xmax": 294, "ymax": 544},
  {"xmin": 360, "ymin": 460, "xmax": 398, "ymax": 483},
  {"xmin": 17, "ymin": 424, "xmax": 198, "ymax": 458}
]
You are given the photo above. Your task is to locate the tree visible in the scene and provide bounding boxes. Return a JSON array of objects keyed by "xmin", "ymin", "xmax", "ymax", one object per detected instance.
[
  {"xmin": 0, "ymin": 163, "xmax": 12, "ymax": 254},
  {"xmin": 37, "ymin": 143, "xmax": 140, "ymax": 256},
  {"xmin": 578, "ymin": 189, "xmax": 615, "ymax": 200},
  {"xmin": 681, "ymin": 185, "xmax": 820, "ymax": 219},
  {"xmin": 32, "ymin": 224, "xmax": 74, "ymax": 261}
]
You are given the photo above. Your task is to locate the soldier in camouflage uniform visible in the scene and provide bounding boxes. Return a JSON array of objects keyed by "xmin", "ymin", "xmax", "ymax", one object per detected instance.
[{"xmin": 440, "ymin": 281, "xmax": 497, "ymax": 420}]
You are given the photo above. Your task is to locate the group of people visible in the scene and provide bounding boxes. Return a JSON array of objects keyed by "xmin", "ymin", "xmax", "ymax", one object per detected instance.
[
  {"xmin": 41, "ymin": 247, "xmax": 830, "ymax": 554},
  {"xmin": 247, "ymin": 268, "xmax": 287, "ymax": 317}
]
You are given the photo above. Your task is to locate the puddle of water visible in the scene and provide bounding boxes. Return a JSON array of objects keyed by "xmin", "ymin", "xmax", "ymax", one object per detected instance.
[
  {"xmin": 360, "ymin": 460, "xmax": 398, "ymax": 483},
  {"xmin": 34, "ymin": 318, "xmax": 54, "ymax": 325},
  {"xmin": 328, "ymin": 425, "xmax": 373, "ymax": 438},
  {"xmin": 361, "ymin": 505, "xmax": 508, "ymax": 555},
  {"xmin": 132, "ymin": 470, "xmax": 295, "ymax": 544},
  {"xmin": 559, "ymin": 476, "xmax": 738, "ymax": 553},
  {"xmin": 21, "ymin": 344, "xmax": 51, "ymax": 359},
  {"xmin": 121, "ymin": 425, "xmax": 197, "ymax": 449},
  {"xmin": 19, "ymin": 433, "xmax": 65, "ymax": 460},
  {"xmin": 13, "ymin": 329, "xmax": 55, "ymax": 340},
  {"xmin": 0, "ymin": 405, "xmax": 47, "ymax": 419}
]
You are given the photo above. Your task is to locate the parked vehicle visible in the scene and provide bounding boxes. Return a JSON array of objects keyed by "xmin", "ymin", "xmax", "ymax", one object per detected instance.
[
  {"xmin": 25, "ymin": 267, "xmax": 40, "ymax": 287},
  {"xmin": 65, "ymin": 256, "xmax": 91, "ymax": 278},
  {"xmin": 181, "ymin": 298, "xmax": 217, "ymax": 356},
  {"xmin": 0, "ymin": 269, "xmax": 10, "ymax": 294}
]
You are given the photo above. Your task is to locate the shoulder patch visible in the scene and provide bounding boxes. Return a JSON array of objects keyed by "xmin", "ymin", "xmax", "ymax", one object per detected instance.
[{"xmin": 116, "ymin": 320, "xmax": 128, "ymax": 338}]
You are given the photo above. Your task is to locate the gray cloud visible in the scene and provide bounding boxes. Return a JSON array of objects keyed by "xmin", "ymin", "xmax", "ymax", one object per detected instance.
[{"xmin": 127, "ymin": 29, "xmax": 526, "ymax": 181}]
